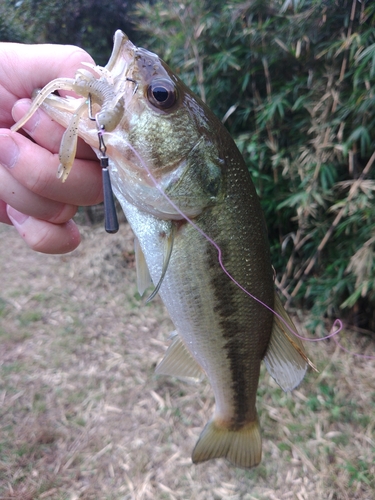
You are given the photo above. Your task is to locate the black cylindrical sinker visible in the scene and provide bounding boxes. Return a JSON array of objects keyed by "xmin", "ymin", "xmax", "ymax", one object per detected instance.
[{"xmin": 101, "ymin": 159, "xmax": 119, "ymax": 234}]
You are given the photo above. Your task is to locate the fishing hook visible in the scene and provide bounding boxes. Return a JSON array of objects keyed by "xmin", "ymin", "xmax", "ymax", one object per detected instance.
[
  {"xmin": 125, "ymin": 77, "xmax": 139, "ymax": 95},
  {"xmin": 88, "ymin": 93, "xmax": 96, "ymax": 121}
]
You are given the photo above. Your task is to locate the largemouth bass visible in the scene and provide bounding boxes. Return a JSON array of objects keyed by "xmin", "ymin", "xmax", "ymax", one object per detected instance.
[{"xmin": 12, "ymin": 31, "xmax": 314, "ymax": 469}]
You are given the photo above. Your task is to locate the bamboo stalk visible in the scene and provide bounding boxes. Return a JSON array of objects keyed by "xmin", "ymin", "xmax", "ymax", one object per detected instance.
[{"xmin": 303, "ymin": 149, "xmax": 375, "ymax": 277}]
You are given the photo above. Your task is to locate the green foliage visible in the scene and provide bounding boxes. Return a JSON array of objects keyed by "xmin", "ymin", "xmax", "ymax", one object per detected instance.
[
  {"xmin": 134, "ymin": 0, "xmax": 375, "ymax": 331},
  {"xmin": 2, "ymin": 0, "xmax": 375, "ymax": 331},
  {"xmin": 0, "ymin": 1, "xmax": 23, "ymax": 41},
  {"xmin": 344, "ymin": 459, "xmax": 375, "ymax": 487},
  {"xmin": 0, "ymin": 0, "xmax": 138, "ymax": 64}
]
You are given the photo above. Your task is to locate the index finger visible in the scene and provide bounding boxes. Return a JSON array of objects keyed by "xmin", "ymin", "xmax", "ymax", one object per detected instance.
[{"xmin": 0, "ymin": 43, "xmax": 94, "ymax": 128}]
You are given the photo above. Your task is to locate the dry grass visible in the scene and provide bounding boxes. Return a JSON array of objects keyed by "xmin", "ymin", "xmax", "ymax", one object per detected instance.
[{"xmin": 0, "ymin": 221, "xmax": 374, "ymax": 499}]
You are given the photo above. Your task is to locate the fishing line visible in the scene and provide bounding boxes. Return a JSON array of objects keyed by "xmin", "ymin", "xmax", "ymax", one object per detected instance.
[
  {"xmin": 331, "ymin": 332, "xmax": 375, "ymax": 360},
  {"xmin": 95, "ymin": 127, "xmax": 373, "ymax": 359},
  {"xmin": 114, "ymin": 139, "xmax": 354, "ymax": 350}
]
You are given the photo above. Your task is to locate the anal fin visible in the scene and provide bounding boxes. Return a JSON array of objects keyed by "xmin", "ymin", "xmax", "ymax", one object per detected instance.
[
  {"xmin": 155, "ymin": 332, "xmax": 204, "ymax": 380},
  {"xmin": 264, "ymin": 292, "xmax": 317, "ymax": 392}
]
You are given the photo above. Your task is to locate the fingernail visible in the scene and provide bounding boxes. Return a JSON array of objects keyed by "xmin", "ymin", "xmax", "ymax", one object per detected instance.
[
  {"xmin": 12, "ymin": 100, "xmax": 40, "ymax": 134},
  {"xmin": 7, "ymin": 206, "xmax": 29, "ymax": 225},
  {"xmin": 0, "ymin": 134, "xmax": 19, "ymax": 169}
]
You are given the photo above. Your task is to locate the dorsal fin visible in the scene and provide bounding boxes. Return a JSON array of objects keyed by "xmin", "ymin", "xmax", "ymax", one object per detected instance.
[
  {"xmin": 263, "ymin": 292, "xmax": 317, "ymax": 392},
  {"xmin": 155, "ymin": 332, "xmax": 204, "ymax": 380}
]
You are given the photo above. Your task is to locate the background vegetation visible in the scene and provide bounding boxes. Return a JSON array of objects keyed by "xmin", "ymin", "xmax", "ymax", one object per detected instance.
[
  {"xmin": 1, "ymin": 223, "xmax": 374, "ymax": 498},
  {"xmin": 1, "ymin": 2, "xmax": 374, "ymax": 498},
  {"xmin": 2, "ymin": 0, "xmax": 375, "ymax": 333}
]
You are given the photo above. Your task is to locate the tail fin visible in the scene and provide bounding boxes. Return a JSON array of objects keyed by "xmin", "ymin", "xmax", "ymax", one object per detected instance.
[{"xmin": 192, "ymin": 417, "xmax": 262, "ymax": 469}]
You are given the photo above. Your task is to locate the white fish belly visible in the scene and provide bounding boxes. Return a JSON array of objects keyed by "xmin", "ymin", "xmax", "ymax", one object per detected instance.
[{"xmin": 116, "ymin": 196, "xmax": 239, "ymax": 421}]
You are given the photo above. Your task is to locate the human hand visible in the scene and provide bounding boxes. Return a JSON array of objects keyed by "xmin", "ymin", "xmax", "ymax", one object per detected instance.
[{"xmin": 0, "ymin": 42, "xmax": 103, "ymax": 253}]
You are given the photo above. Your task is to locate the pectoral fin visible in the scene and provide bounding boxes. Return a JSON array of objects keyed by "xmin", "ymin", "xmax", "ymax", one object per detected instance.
[
  {"xmin": 146, "ymin": 223, "xmax": 175, "ymax": 302},
  {"xmin": 155, "ymin": 332, "xmax": 204, "ymax": 380},
  {"xmin": 134, "ymin": 236, "xmax": 152, "ymax": 296},
  {"xmin": 264, "ymin": 292, "xmax": 317, "ymax": 392}
]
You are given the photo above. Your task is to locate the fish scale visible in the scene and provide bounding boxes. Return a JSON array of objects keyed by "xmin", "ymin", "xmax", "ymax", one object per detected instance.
[{"xmin": 11, "ymin": 29, "xmax": 314, "ymax": 469}]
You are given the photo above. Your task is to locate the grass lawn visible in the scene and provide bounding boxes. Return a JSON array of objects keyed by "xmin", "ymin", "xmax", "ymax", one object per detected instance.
[{"xmin": 1, "ymin": 222, "xmax": 374, "ymax": 499}]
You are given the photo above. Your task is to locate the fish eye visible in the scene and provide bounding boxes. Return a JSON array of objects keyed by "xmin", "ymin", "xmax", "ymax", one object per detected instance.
[{"xmin": 147, "ymin": 79, "xmax": 177, "ymax": 109}]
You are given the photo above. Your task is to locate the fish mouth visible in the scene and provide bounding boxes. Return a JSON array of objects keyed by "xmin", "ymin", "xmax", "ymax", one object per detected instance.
[
  {"xmin": 105, "ymin": 30, "xmax": 137, "ymax": 82},
  {"xmin": 106, "ymin": 30, "xmax": 174, "ymax": 96}
]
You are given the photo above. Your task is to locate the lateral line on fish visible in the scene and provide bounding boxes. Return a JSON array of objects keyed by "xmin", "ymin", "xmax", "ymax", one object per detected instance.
[{"xmin": 111, "ymin": 137, "xmax": 371, "ymax": 358}]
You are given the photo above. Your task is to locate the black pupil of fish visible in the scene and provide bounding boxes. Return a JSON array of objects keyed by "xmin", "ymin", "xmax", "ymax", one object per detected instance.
[{"xmin": 152, "ymin": 86, "xmax": 169, "ymax": 102}]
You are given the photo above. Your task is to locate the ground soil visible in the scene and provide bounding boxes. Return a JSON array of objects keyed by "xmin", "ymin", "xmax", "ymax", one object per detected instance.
[{"xmin": 0, "ymin": 220, "xmax": 374, "ymax": 499}]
